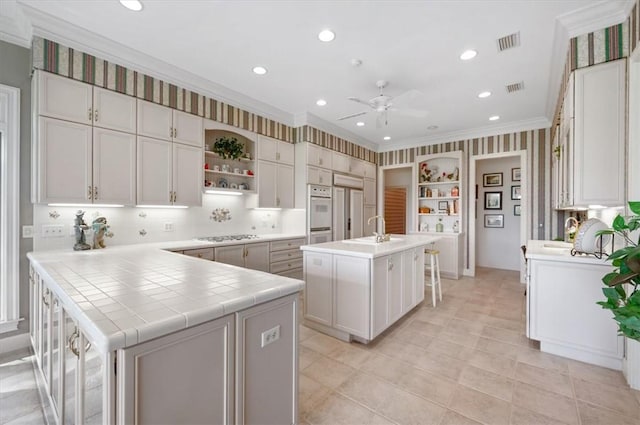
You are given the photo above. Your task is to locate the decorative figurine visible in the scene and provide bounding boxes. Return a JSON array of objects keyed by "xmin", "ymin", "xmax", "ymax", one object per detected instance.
[
  {"xmin": 92, "ymin": 217, "xmax": 113, "ymax": 249},
  {"xmin": 73, "ymin": 210, "xmax": 91, "ymax": 251}
]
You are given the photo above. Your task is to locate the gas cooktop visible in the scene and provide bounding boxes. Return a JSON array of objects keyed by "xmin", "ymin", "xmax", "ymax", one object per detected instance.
[{"xmin": 196, "ymin": 234, "xmax": 259, "ymax": 243}]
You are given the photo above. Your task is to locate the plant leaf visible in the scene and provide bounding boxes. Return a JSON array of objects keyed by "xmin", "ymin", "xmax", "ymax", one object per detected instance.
[
  {"xmin": 612, "ymin": 215, "xmax": 627, "ymax": 231},
  {"xmin": 602, "ymin": 272, "xmax": 619, "ymax": 285},
  {"xmin": 628, "ymin": 256, "xmax": 640, "ymax": 274},
  {"xmin": 603, "ymin": 287, "xmax": 621, "ymax": 302},
  {"xmin": 629, "ymin": 201, "xmax": 640, "ymax": 215},
  {"xmin": 607, "ymin": 272, "xmax": 640, "ymax": 287}
]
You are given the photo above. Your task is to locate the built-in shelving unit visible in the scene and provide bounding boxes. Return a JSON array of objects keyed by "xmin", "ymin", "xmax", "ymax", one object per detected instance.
[{"xmin": 203, "ymin": 126, "xmax": 256, "ymax": 193}]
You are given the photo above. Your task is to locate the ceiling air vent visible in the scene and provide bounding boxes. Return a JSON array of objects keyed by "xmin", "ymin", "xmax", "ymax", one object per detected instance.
[
  {"xmin": 506, "ymin": 81, "xmax": 524, "ymax": 93},
  {"xmin": 497, "ymin": 32, "xmax": 520, "ymax": 52}
]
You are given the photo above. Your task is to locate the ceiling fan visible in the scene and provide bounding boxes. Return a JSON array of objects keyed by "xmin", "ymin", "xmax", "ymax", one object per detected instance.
[{"xmin": 338, "ymin": 80, "xmax": 428, "ymax": 127}]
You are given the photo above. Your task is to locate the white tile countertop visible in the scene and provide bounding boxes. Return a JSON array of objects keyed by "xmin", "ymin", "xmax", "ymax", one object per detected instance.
[
  {"xmin": 160, "ymin": 233, "xmax": 306, "ymax": 251},
  {"xmin": 27, "ymin": 236, "xmax": 305, "ymax": 354},
  {"xmin": 300, "ymin": 234, "xmax": 441, "ymax": 258},
  {"xmin": 525, "ymin": 240, "xmax": 611, "ymax": 265}
]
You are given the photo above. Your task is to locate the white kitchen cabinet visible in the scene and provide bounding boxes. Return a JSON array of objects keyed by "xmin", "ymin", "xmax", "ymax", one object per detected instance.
[
  {"xmin": 215, "ymin": 242, "xmax": 270, "ymax": 272},
  {"xmin": 93, "ymin": 87, "xmax": 137, "ymax": 133},
  {"xmin": 402, "ymin": 248, "xmax": 424, "ymax": 312},
  {"xmin": 270, "ymin": 238, "xmax": 305, "ymax": 279},
  {"xmin": 255, "ymin": 161, "xmax": 294, "ymax": 208},
  {"xmin": 92, "ymin": 128, "xmax": 136, "ymax": 205},
  {"xmin": 306, "ymin": 166, "xmax": 332, "ymax": 186},
  {"xmin": 332, "ymin": 151, "xmax": 351, "ymax": 174},
  {"xmin": 555, "ymin": 59, "xmax": 626, "ymax": 209},
  {"xmin": 333, "ymin": 255, "xmax": 370, "ymax": 339},
  {"xmin": 137, "ymin": 136, "xmax": 202, "ymax": 206},
  {"xmin": 364, "ymin": 178, "xmax": 376, "ymax": 206},
  {"xmin": 349, "ymin": 158, "xmax": 366, "ymax": 177},
  {"xmin": 528, "ymin": 256, "xmax": 623, "ymax": 369},
  {"xmin": 120, "ymin": 315, "xmax": 234, "ymax": 425},
  {"xmin": 306, "ymin": 143, "xmax": 332, "ymax": 168},
  {"xmin": 137, "ymin": 100, "xmax": 203, "ymax": 147},
  {"xmin": 235, "ymin": 294, "xmax": 298, "ymax": 425},
  {"xmin": 363, "ymin": 161, "xmax": 377, "ymax": 179},
  {"xmin": 303, "ymin": 252, "xmax": 333, "ymax": 326},
  {"xmin": 372, "ymin": 252, "xmax": 403, "ymax": 334},
  {"xmin": 257, "ymin": 135, "xmax": 294, "ymax": 165}
]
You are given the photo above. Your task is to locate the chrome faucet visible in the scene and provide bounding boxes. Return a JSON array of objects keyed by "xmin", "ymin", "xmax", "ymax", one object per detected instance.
[{"xmin": 367, "ymin": 215, "xmax": 390, "ymax": 243}]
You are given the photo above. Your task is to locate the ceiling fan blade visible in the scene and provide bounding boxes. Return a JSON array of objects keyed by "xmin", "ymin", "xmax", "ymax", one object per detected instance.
[
  {"xmin": 337, "ymin": 111, "xmax": 368, "ymax": 121},
  {"xmin": 389, "ymin": 89, "xmax": 424, "ymax": 108},
  {"xmin": 348, "ymin": 97, "xmax": 374, "ymax": 107},
  {"xmin": 391, "ymin": 108, "xmax": 429, "ymax": 118}
]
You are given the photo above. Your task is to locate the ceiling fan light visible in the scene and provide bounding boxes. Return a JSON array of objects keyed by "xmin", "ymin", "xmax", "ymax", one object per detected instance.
[
  {"xmin": 252, "ymin": 66, "xmax": 267, "ymax": 75},
  {"xmin": 383, "ymin": 136, "xmax": 391, "ymax": 141},
  {"xmin": 478, "ymin": 91, "xmax": 491, "ymax": 98},
  {"xmin": 316, "ymin": 99, "xmax": 327, "ymax": 106},
  {"xmin": 119, "ymin": 0, "xmax": 143, "ymax": 11},
  {"xmin": 489, "ymin": 115, "xmax": 500, "ymax": 121},
  {"xmin": 460, "ymin": 49, "xmax": 477, "ymax": 60},
  {"xmin": 318, "ymin": 29, "xmax": 336, "ymax": 42},
  {"xmin": 356, "ymin": 122, "xmax": 365, "ymax": 127}
]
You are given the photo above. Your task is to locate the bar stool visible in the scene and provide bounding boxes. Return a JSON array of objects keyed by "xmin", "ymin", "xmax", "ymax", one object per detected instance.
[{"xmin": 424, "ymin": 245, "xmax": 442, "ymax": 307}]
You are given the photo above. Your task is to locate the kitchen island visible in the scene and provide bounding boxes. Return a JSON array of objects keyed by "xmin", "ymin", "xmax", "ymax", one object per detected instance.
[
  {"xmin": 525, "ymin": 240, "xmax": 623, "ymax": 369},
  {"xmin": 27, "ymin": 241, "xmax": 304, "ymax": 425},
  {"xmin": 301, "ymin": 234, "xmax": 440, "ymax": 343}
]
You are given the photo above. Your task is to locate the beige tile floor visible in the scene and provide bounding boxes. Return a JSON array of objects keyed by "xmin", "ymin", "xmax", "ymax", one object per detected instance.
[
  {"xmin": 0, "ymin": 348, "xmax": 46, "ymax": 425},
  {"xmin": 299, "ymin": 267, "xmax": 640, "ymax": 425}
]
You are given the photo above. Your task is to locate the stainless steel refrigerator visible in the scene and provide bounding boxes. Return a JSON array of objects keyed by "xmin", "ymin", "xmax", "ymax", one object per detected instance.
[{"xmin": 332, "ymin": 174, "xmax": 364, "ymax": 241}]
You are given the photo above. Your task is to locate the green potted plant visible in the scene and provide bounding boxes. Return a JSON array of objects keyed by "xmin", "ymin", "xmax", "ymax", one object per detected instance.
[
  {"xmin": 212, "ymin": 136, "xmax": 244, "ymax": 160},
  {"xmin": 597, "ymin": 201, "xmax": 640, "ymax": 389}
]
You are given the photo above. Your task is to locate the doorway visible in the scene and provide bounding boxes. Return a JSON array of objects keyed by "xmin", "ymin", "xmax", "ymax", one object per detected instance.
[
  {"xmin": 384, "ymin": 188, "xmax": 407, "ymax": 234},
  {"xmin": 379, "ymin": 164, "xmax": 416, "ymax": 234}
]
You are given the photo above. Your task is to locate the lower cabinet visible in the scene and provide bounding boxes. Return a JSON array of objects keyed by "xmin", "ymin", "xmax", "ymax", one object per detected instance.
[
  {"xmin": 269, "ymin": 238, "xmax": 305, "ymax": 279},
  {"xmin": 215, "ymin": 242, "xmax": 270, "ymax": 272}
]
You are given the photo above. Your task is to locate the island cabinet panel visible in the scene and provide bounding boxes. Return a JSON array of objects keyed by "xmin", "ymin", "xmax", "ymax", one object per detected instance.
[
  {"xmin": 333, "ymin": 256, "xmax": 371, "ymax": 339},
  {"xmin": 304, "ymin": 252, "xmax": 333, "ymax": 326},
  {"xmin": 118, "ymin": 315, "xmax": 235, "ymax": 425}
]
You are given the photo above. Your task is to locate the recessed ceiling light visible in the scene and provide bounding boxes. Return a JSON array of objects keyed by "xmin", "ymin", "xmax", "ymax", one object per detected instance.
[
  {"xmin": 252, "ymin": 66, "xmax": 267, "ymax": 75},
  {"xmin": 356, "ymin": 121, "xmax": 365, "ymax": 127},
  {"xmin": 427, "ymin": 125, "xmax": 438, "ymax": 130},
  {"xmin": 119, "ymin": 0, "xmax": 143, "ymax": 11},
  {"xmin": 460, "ymin": 49, "xmax": 477, "ymax": 60},
  {"xmin": 316, "ymin": 99, "xmax": 327, "ymax": 106},
  {"xmin": 489, "ymin": 115, "xmax": 500, "ymax": 121},
  {"xmin": 383, "ymin": 136, "xmax": 391, "ymax": 141},
  {"xmin": 318, "ymin": 29, "xmax": 335, "ymax": 42},
  {"xmin": 478, "ymin": 91, "xmax": 491, "ymax": 98}
]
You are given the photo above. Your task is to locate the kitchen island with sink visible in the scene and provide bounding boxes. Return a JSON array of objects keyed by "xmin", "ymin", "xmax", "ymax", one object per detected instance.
[{"xmin": 301, "ymin": 234, "xmax": 440, "ymax": 343}]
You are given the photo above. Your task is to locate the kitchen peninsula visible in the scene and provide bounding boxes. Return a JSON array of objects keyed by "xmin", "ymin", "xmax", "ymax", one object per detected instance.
[
  {"xmin": 301, "ymin": 234, "xmax": 440, "ymax": 343},
  {"xmin": 27, "ymin": 241, "xmax": 303, "ymax": 425}
]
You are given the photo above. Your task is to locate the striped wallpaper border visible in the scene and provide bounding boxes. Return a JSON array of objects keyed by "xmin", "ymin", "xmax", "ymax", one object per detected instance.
[{"xmin": 32, "ymin": 37, "xmax": 377, "ymax": 163}]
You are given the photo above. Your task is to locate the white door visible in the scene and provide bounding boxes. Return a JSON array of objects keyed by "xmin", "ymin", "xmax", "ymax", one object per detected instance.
[
  {"xmin": 257, "ymin": 160, "xmax": 277, "ymax": 208},
  {"xmin": 137, "ymin": 100, "xmax": 172, "ymax": 142},
  {"xmin": 92, "ymin": 87, "xmax": 136, "ymax": 133},
  {"xmin": 215, "ymin": 245, "xmax": 246, "ymax": 268},
  {"xmin": 38, "ymin": 72, "xmax": 92, "ymax": 125},
  {"xmin": 172, "ymin": 143, "xmax": 202, "ymax": 207},
  {"xmin": 93, "ymin": 128, "xmax": 136, "ymax": 205},
  {"xmin": 349, "ymin": 189, "xmax": 364, "ymax": 239},
  {"xmin": 137, "ymin": 136, "xmax": 172, "ymax": 205},
  {"xmin": 172, "ymin": 110, "xmax": 203, "ymax": 147},
  {"xmin": 333, "ymin": 187, "xmax": 346, "ymax": 241},
  {"xmin": 39, "ymin": 117, "xmax": 92, "ymax": 203},
  {"xmin": 276, "ymin": 164, "xmax": 294, "ymax": 208},
  {"xmin": 244, "ymin": 242, "xmax": 270, "ymax": 272}
]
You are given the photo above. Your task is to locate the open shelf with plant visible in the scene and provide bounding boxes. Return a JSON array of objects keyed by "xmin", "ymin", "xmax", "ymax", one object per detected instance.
[{"xmin": 204, "ymin": 128, "xmax": 256, "ymax": 192}]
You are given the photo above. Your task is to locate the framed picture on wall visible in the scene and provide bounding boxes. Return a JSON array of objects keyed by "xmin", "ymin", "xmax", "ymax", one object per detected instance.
[
  {"xmin": 514, "ymin": 205, "xmax": 521, "ymax": 216},
  {"xmin": 484, "ymin": 191, "xmax": 502, "ymax": 210},
  {"xmin": 512, "ymin": 167, "xmax": 521, "ymax": 181},
  {"xmin": 511, "ymin": 185, "xmax": 521, "ymax": 200},
  {"xmin": 483, "ymin": 172, "xmax": 503, "ymax": 187},
  {"xmin": 484, "ymin": 214, "xmax": 504, "ymax": 228}
]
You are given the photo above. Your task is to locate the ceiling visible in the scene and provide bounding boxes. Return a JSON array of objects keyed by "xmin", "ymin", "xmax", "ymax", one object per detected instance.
[{"xmin": 8, "ymin": 1, "xmax": 634, "ymax": 151}]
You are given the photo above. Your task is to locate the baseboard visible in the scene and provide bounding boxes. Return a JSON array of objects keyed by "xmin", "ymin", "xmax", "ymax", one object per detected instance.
[{"xmin": 0, "ymin": 332, "xmax": 30, "ymax": 355}]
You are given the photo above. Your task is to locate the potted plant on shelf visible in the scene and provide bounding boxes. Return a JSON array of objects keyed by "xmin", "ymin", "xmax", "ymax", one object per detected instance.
[
  {"xmin": 597, "ymin": 201, "xmax": 640, "ymax": 389},
  {"xmin": 212, "ymin": 136, "xmax": 244, "ymax": 160}
]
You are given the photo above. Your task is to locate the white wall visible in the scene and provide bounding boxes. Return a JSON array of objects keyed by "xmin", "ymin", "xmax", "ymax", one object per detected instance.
[{"xmin": 475, "ymin": 156, "xmax": 521, "ymax": 271}]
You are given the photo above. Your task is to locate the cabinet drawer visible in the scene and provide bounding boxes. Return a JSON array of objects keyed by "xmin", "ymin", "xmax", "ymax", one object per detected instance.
[
  {"xmin": 182, "ymin": 247, "xmax": 214, "ymax": 261},
  {"xmin": 270, "ymin": 238, "xmax": 305, "ymax": 252},
  {"xmin": 270, "ymin": 248, "xmax": 302, "ymax": 263},
  {"xmin": 276, "ymin": 268, "xmax": 303, "ymax": 280},
  {"xmin": 270, "ymin": 258, "xmax": 303, "ymax": 274}
]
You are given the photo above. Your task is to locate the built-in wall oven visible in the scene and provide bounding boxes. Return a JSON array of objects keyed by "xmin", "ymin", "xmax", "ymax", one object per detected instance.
[{"xmin": 308, "ymin": 185, "xmax": 332, "ymax": 244}]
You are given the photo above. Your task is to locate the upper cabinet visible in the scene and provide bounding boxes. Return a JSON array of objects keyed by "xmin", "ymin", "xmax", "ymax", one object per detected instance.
[
  {"xmin": 306, "ymin": 143, "xmax": 332, "ymax": 169},
  {"xmin": 137, "ymin": 100, "xmax": 203, "ymax": 147},
  {"xmin": 93, "ymin": 87, "xmax": 137, "ymax": 133},
  {"xmin": 554, "ymin": 59, "xmax": 626, "ymax": 209},
  {"xmin": 257, "ymin": 135, "xmax": 294, "ymax": 165}
]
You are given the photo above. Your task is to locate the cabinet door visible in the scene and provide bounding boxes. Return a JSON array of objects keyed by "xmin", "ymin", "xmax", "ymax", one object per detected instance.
[
  {"xmin": 318, "ymin": 168, "xmax": 332, "ymax": 186},
  {"xmin": 257, "ymin": 135, "xmax": 278, "ymax": 162},
  {"xmin": 278, "ymin": 141, "xmax": 295, "ymax": 165},
  {"xmin": 63, "ymin": 313, "xmax": 78, "ymax": 425},
  {"xmin": 364, "ymin": 178, "xmax": 376, "ymax": 205},
  {"xmin": 349, "ymin": 189, "xmax": 364, "ymax": 239},
  {"xmin": 93, "ymin": 128, "xmax": 136, "ymax": 205},
  {"xmin": 363, "ymin": 205, "xmax": 376, "ymax": 236},
  {"xmin": 372, "ymin": 256, "xmax": 389, "ymax": 338},
  {"xmin": 50, "ymin": 296, "xmax": 63, "ymax": 417},
  {"xmin": 306, "ymin": 166, "xmax": 321, "ymax": 185},
  {"xmin": 414, "ymin": 248, "xmax": 425, "ymax": 304},
  {"xmin": 363, "ymin": 161, "xmax": 377, "ymax": 179},
  {"xmin": 257, "ymin": 160, "xmax": 277, "ymax": 208},
  {"xmin": 93, "ymin": 87, "xmax": 136, "ymax": 133},
  {"xmin": 350, "ymin": 158, "xmax": 365, "ymax": 177},
  {"xmin": 39, "ymin": 117, "xmax": 92, "ymax": 203},
  {"xmin": 333, "ymin": 255, "xmax": 370, "ymax": 339},
  {"xmin": 332, "ymin": 151, "xmax": 350, "ymax": 173},
  {"xmin": 303, "ymin": 252, "xmax": 332, "ymax": 326},
  {"xmin": 29, "ymin": 269, "xmax": 40, "ymax": 356},
  {"xmin": 137, "ymin": 136, "xmax": 172, "ymax": 205},
  {"xmin": 245, "ymin": 242, "xmax": 270, "ymax": 272},
  {"xmin": 215, "ymin": 245, "xmax": 246, "ymax": 268},
  {"xmin": 120, "ymin": 315, "xmax": 234, "ymax": 425},
  {"xmin": 173, "ymin": 110, "xmax": 203, "ymax": 147},
  {"xmin": 235, "ymin": 295, "xmax": 297, "ymax": 425},
  {"xmin": 42, "ymin": 286, "xmax": 52, "ymax": 386},
  {"xmin": 276, "ymin": 164, "xmax": 294, "ymax": 208},
  {"xmin": 388, "ymin": 253, "xmax": 403, "ymax": 323},
  {"xmin": 402, "ymin": 250, "xmax": 415, "ymax": 313},
  {"xmin": 172, "ymin": 143, "xmax": 203, "ymax": 206},
  {"xmin": 81, "ymin": 332, "xmax": 105, "ymax": 424},
  {"xmin": 137, "ymin": 100, "xmax": 172, "ymax": 142},
  {"xmin": 38, "ymin": 72, "xmax": 92, "ymax": 125}
]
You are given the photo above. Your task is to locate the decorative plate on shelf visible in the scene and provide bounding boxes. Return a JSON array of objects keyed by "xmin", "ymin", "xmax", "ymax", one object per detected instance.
[
  {"xmin": 238, "ymin": 183, "xmax": 249, "ymax": 190},
  {"xmin": 218, "ymin": 178, "xmax": 228, "ymax": 188},
  {"xmin": 573, "ymin": 218, "xmax": 610, "ymax": 254},
  {"xmin": 230, "ymin": 183, "xmax": 238, "ymax": 189}
]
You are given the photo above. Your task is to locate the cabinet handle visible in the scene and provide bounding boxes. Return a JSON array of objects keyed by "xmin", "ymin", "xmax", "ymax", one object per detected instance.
[
  {"xmin": 88, "ymin": 108, "xmax": 92, "ymax": 121},
  {"xmin": 170, "ymin": 127, "xmax": 173, "ymax": 138},
  {"xmin": 276, "ymin": 152, "xmax": 280, "ymax": 161},
  {"xmin": 69, "ymin": 327, "xmax": 80, "ymax": 357},
  {"xmin": 94, "ymin": 109, "xmax": 98, "ymax": 122},
  {"xmin": 173, "ymin": 128, "xmax": 177, "ymax": 138},
  {"xmin": 276, "ymin": 198, "xmax": 280, "ymax": 207},
  {"xmin": 88, "ymin": 186, "xmax": 93, "ymax": 200},
  {"xmin": 288, "ymin": 253, "xmax": 292, "ymax": 257},
  {"xmin": 388, "ymin": 262, "xmax": 394, "ymax": 271},
  {"xmin": 197, "ymin": 253, "xmax": 203, "ymax": 258},
  {"xmin": 173, "ymin": 191, "xmax": 177, "ymax": 203},
  {"xmin": 319, "ymin": 158, "xmax": 323, "ymax": 166},
  {"xmin": 93, "ymin": 186, "xmax": 98, "ymax": 200}
]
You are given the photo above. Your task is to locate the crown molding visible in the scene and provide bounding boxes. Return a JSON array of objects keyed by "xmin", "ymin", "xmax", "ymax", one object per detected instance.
[
  {"xmin": 304, "ymin": 112, "xmax": 379, "ymax": 151},
  {"xmin": 0, "ymin": 0, "xmax": 32, "ymax": 48},
  {"xmin": 545, "ymin": 18, "xmax": 570, "ymax": 123},
  {"xmin": 557, "ymin": 0, "xmax": 633, "ymax": 38},
  {"xmin": 19, "ymin": 3, "xmax": 295, "ymax": 127},
  {"xmin": 379, "ymin": 116, "xmax": 551, "ymax": 152}
]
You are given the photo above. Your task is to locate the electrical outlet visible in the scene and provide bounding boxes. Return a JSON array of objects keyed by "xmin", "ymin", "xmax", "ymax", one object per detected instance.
[
  {"xmin": 261, "ymin": 325, "xmax": 280, "ymax": 348},
  {"xmin": 163, "ymin": 222, "xmax": 174, "ymax": 232},
  {"xmin": 42, "ymin": 224, "xmax": 64, "ymax": 238},
  {"xmin": 22, "ymin": 225, "xmax": 34, "ymax": 238}
]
